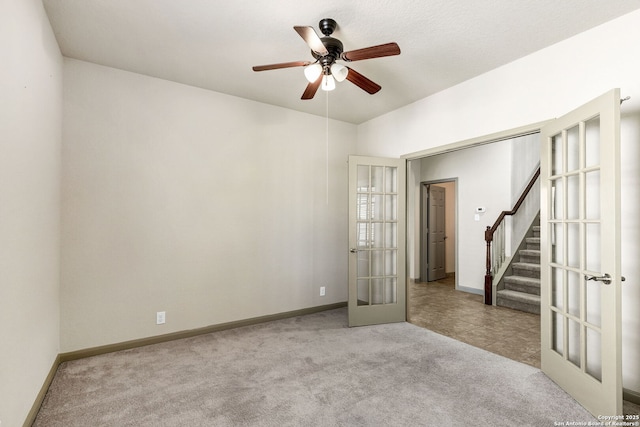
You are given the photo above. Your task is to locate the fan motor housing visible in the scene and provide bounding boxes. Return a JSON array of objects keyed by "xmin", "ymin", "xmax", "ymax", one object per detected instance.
[{"xmin": 312, "ymin": 36, "xmax": 343, "ymax": 66}]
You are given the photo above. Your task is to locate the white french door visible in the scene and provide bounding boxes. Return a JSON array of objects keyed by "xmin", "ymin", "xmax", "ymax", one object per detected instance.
[
  {"xmin": 540, "ymin": 89, "xmax": 622, "ymax": 416},
  {"xmin": 348, "ymin": 156, "xmax": 406, "ymax": 327}
]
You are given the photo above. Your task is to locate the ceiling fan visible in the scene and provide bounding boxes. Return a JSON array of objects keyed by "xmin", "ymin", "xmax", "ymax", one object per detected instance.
[{"xmin": 252, "ymin": 18, "xmax": 401, "ymax": 100}]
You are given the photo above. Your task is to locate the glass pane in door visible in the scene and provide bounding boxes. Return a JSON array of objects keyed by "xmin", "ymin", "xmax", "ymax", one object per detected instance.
[
  {"xmin": 372, "ymin": 195, "xmax": 383, "ymax": 220},
  {"xmin": 552, "ymin": 134, "xmax": 563, "ymax": 176},
  {"xmin": 372, "ymin": 223, "xmax": 384, "ymax": 248},
  {"xmin": 567, "ymin": 174, "xmax": 580, "ymax": 220},
  {"xmin": 586, "ymin": 327, "xmax": 602, "ymax": 381},
  {"xmin": 371, "ymin": 251, "xmax": 384, "ymax": 276},
  {"xmin": 357, "ymin": 223, "xmax": 368, "ymax": 249},
  {"xmin": 371, "ymin": 278, "xmax": 383, "ymax": 304},
  {"xmin": 551, "ymin": 267, "xmax": 564, "ymax": 310},
  {"xmin": 385, "ymin": 195, "xmax": 398, "ymax": 220},
  {"xmin": 357, "ymin": 279, "xmax": 369, "ymax": 306},
  {"xmin": 585, "ymin": 224, "xmax": 601, "ymax": 273},
  {"xmin": 552, "ymin": 311, "xmax": 564, "ymax": 355},
  {"xmin": 567, "ymin": 126, "xmax": 580, "ymax": 172},
  {"xmin": 567, "ymin": 271, "xmax": 580, "ymax": 317},
  {"xmin": 567, "ymin": 223, "xmax": 580, "ymax": 269},
  {"xmin": 585, "ymin": 171, "xmax": 600, "ymax": 220},
  {"xmin": 357, "ymin": 165, "xmax": 369, "ymax": 191},
  {"xmin": 357, "ymin": 194, "xmax": 370, "ymax": 220},
  {"xmin": 371, "ymin": 166, "xmax": 384, "ymax": 192},
  {"xmin": 357, "ymin": 252, "xmax": 369, "ymax": 277},
  {"xmin": 385, "ymin": 223, "xmax": 397, "ymax": 248},
  {"xmin": 385, "ymin": 250, "xmax": 397, "ymax": 275},
  {"xmin": 585, "ymin": 117, "xmax": 600, "ymax": 168},
  {"xmin": 568, "ymin": 318, "xmax": 581, "ymax": 367},
  {"xmin": 552, "ymin": 179, "xmax": 563, "ymax": 219},
  {"xmin": 385, "ymin": 166, "xmax": 397, "ymax": 192},
  {"xmin": 586, "ymin": 280, "xmax": 601, "ymax": 327},
  {"xmin": 385, "ymin": 278, "xmax": 397, "ymax": 304},
  {"xmin": 551, "ymin": 223, "xmax": 563, "ymax": 263}
]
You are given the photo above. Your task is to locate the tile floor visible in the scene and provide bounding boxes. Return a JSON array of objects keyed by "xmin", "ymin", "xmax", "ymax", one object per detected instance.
[
  {"xmin": 407, "ymin": 275, "xmax": 541, "ymax": 368},
  {"xmin": 407, "ymin": 275, "xmax": 640, "ymax": 416}
]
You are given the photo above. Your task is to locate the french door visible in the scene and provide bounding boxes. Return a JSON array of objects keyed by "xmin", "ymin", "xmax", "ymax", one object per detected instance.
[
  {"xmin": 540, "ymin": 89, "xmax": 622, "ymax": 416},
  {"xmin": 348, "ymin": 156, "xmax": 406, "ymax": 327}
]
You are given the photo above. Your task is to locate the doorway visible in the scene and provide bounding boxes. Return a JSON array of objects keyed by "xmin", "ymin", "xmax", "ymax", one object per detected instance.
[
  {"xmin": 406, "ymin": 129, "xmax": 543, "ymax": 367},
  {"xmin": 420, "ymin": 180, "xmax": 456, "ymax": 283}
]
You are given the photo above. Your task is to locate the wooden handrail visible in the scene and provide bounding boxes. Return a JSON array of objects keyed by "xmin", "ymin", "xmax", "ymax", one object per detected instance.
[{"xmin": 484, "ymin": 167, "xmax": 540, "ymax": 304}]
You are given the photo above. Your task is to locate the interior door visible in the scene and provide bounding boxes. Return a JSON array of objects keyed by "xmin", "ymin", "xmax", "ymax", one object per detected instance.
[
  {"xmin": 540, "ymin": 89, "xmax": 622, "ymax": 416},
  {"xmin": 427, "ymin": 185, "xmax": 446, "ymax": 281},
  {"xmin": 348, "ymin": 155, "xmax": 406, "ymax": 327}
]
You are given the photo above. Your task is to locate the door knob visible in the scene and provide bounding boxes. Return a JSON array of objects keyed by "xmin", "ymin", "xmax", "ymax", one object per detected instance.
[
  {"xmin": 585, "ymin": 273, "xmax": 626, "ymax": 285},
  {"xmin": 350, "ymin": 248, "xmax": 358, "ymax": 253},
  {"xmin": 585, "ymin": 273, "xmax": 612, "ymax": 285}
]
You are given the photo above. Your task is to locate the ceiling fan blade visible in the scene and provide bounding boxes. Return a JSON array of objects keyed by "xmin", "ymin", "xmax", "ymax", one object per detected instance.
[
  {"xmin": 252, "ymin": 61, "xmax": 311, "ymax": 72},
  {"xmin": 345, "ymin": 67, "xmax": 381, "ymax": 94},
  {"xmin": 294, "ymin": 26, "xmax": 329, "ymax": 56},
  {"xmin": 301, "ymin": 75, "xmax": 323, "ymax": 100},
  {"xmin": 341, "ymin": 42, "xmax": 401, "ymax": 62}
]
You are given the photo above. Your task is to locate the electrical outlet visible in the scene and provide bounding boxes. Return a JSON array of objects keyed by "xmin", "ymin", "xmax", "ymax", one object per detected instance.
[
  {"xmin": 320, "ymin": 286, "xmax": 326, "ymax": 296},
  {"xmin": 156, "ymin": 311, "xmax": 166, "ymax": 325}
]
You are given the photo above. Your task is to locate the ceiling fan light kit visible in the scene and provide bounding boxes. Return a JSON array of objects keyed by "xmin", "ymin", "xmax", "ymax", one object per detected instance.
[
  {"xmin": 321, "ymin": 74, "xmax": 336, "ymax": 91},
  {"xmin": 252, "ymin": 18, "xmax": 400, "ymax": 100},
  {"xmin": 304, "ymin": 63, "xmax": 322, "ymax": 83},
  {"xmin": 330, "ymin": 63, "xmax": 348, "ymax": 82}
]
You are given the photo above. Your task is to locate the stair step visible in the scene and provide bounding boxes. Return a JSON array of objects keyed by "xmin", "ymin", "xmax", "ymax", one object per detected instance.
[
  {"xmin": 504, "ymin": 275, "xmax": 540, "ymax": 295},
  {"xmin": 496, "ymin": 289, "xmax": 540, "ymax": 314},
  {"xmin": 533, "ymin": 225, "xmax": 540, "ymax": 238},
  {"xmin": 518, "ymin": 249, "xmax": 540, "ymax": 264},
  {"xmin": 525, "ymin": 237, "xmax": 540, "ymax": 250},
  {"xmin": 512, "ymin": 262, "xmax": 540, "ymax": 279},
  {"xmin": 519, "ymin": 249, "xmax": 540, "ymax": 256}
]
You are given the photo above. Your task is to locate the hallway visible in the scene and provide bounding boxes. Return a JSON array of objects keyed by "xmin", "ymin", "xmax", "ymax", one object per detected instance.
[{"xmin": 408, "ymin": 276, "xmax": 541, "ymax": 368}]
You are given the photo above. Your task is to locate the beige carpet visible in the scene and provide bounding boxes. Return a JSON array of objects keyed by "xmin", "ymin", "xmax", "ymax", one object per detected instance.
[{"xmin": 35, "ymin": 308, "xmax": 599, "ymax": 426}]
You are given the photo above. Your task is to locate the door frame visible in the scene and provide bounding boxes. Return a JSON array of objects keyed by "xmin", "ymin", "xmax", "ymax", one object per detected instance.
[{"xmin": 403, "ymin": 121, "xmax": 551, "ymax": 161}]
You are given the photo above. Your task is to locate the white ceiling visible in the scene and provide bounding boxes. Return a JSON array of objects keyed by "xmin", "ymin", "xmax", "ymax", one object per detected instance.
[{"xmin": 43, "ymin": 0, "xmax": 640, "ymax": 124}]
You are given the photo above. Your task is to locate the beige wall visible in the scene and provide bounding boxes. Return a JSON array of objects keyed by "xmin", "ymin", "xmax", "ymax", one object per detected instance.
[
  {"xmin": 417, "ymin": 139, "xmax": 512, "ymax": 291},
  {"xmin": 60, "ymin": 59, "xmax": 357, "ymax": 352},
  {"xmin": 0, "ymin": 0, "xmax": 62, "ymax": 425}
]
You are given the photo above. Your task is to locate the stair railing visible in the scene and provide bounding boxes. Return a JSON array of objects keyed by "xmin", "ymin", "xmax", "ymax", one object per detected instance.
[{"xmin": 484, "ymin": 167, "xmax": 540, "ymax": 305}]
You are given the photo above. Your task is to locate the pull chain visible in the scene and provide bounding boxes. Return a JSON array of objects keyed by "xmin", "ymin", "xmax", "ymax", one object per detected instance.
[{"xmin": 326, "ymin": 90, "xmax": 329, "ymax": 205}]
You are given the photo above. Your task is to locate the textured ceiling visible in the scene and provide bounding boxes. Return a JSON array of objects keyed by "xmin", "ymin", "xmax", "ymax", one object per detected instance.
[{"xmin": 43, "ymin": 0, "xmax": 640, "ymax": 124}]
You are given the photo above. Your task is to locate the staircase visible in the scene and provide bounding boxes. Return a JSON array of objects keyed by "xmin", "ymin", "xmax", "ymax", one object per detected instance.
[{"xmin": 496, "ymin": 224, "xmax": 540, "ymax": 314}]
